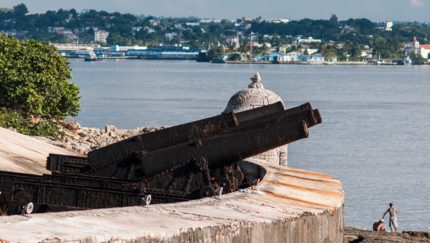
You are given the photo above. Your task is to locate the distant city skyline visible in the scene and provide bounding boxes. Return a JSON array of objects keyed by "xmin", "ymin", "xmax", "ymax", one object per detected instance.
[{"xmin": 1, "ymin": 0, "xmax": 429, "ymax": 22}]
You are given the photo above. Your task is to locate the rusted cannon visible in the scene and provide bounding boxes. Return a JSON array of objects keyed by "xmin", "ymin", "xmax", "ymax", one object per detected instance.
[{"xmin": 0, "ymin": 103, "xmax": 321, "ymax": 215}]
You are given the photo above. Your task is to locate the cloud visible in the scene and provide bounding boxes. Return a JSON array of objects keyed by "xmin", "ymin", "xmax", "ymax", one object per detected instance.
[{"xmin": 409, "ymin": 0, "xmax": 426, "ymax": 7}]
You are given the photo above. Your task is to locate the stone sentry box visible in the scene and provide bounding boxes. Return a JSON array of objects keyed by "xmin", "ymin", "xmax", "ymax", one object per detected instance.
[{"xmin": 223, "ymin": 72, "xmax": 288, "ymax": 166}]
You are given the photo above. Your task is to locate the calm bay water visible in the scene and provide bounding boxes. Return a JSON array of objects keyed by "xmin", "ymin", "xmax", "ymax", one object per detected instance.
[{"xmin": 69, "ymin": 59, "xmax": 430, "ymax": 231}]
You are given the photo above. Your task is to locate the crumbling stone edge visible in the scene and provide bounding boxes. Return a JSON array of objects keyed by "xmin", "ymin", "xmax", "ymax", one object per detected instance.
[{"xmin": 79, "ymin": 205, "xmax": 344, "ymax": 243}]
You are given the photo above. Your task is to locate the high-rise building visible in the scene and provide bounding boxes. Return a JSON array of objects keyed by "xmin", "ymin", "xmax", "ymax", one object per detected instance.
[{"xmin": 94, "ymin": 30, "xmax": 109, "ymax": 44}]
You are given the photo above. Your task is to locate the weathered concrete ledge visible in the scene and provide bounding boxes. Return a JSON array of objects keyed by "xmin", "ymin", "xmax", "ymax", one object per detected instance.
[
  {"xmin": 0, "ymin": 127, "xmax": 81, "ymax": 175},
  {"xmin": 0, "ymin": 127, "xmax": 344, "ymax": 243}
]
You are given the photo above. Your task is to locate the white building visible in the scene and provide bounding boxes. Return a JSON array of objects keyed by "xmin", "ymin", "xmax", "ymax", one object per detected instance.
[
  {"xmin": 300, "ymin": 48, "xmax": 318, "ymax": 55},
  {"xmin": 185, "ymin": 23, "xmax": 199, "ymax": 27},
  {"xmin": 404, "ymin": 37, "xmax": 430, "ymax": 60},
  {"xmin": 94, "ymin": 30, "xmax": 109, "ymax": 44},
  {"xmin": 263, "ymin": 18, "xmax": 289, "ymax": 24},
  {"xmin": 293, "ymin": 37, "xmax": 321, "ymax": 45},
  {"xmin": 284, "ymin": 51, "xmax": 302, "ymax": 61},
  {"xmin": 199, "ymin": 19, "xmax": 222, "ymax": 25},
  {"xmin": 374, "ymin": 21, "xmax": 393, "ymax": 31},
  {"xmin": 225, "ymin": 36, "xmax": 240, "ymax": 47}
]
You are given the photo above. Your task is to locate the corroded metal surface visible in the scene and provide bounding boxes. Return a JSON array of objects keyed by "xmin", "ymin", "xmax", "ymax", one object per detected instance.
[
  {"xmin": 222, "ymin": 108, "xmax": 321, "ymax": 135},
  {"xmin": 234, "ymin": 101, "xmax": 285, "ymax": 123}
]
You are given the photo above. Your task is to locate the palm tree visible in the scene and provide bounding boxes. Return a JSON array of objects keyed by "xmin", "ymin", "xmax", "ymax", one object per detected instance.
[
  {"xmin": 257, "ymin": 35, "xmax": 265, "ymax": 44},
  {"xmin": 261, "ymin": 44, "xmax": 269, "ymax": 56},
  {"xmin": 229, "ymin": 42, "xmax": 236, "ymax": 54},
  {"xmin": 324, "ymin": 50, "xmax": 337, "ymax": 62}
]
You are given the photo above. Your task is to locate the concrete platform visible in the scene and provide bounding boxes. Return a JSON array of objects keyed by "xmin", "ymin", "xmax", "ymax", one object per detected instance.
[
  {"xmin": 0, "ymin": 127, "xmax": 81, "ymax": 175},
  {"xmin": 0, "ymin": 127, "xmax": 344, "ymax": 243}
]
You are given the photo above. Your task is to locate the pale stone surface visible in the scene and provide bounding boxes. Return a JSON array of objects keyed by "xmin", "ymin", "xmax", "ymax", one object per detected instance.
[
  {"xmin": 0, "ymin": 158, "xmax": 344, "ymax": 243},
  {"xmin": 0, "ymin": 127, "xmax": 82, "ymax": 175},
  {"xmin": 223, "ymin": 72, "xmax": 288, "ymax": 166}
]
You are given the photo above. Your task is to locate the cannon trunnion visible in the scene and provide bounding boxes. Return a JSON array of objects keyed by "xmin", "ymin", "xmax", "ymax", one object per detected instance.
[{"xmin": 0, "ymin": 103, "xmax": 322, "ymax": 215}]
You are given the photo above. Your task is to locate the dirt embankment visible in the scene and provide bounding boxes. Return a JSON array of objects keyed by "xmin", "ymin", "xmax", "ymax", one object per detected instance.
[{"xmin": 344, "ymin": 226, "xmax": 430, "ymax": 242}]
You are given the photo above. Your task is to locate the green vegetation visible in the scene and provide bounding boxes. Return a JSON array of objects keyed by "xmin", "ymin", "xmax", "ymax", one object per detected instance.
[
  {"xmin": 0, "ymin": 8, "xmax": 13, "ymax": 13},
  {"xmin": 207, "ymin": 46, "xmax": 225, "ymax": 58},
  {"xmin": 409, "ymin": 51, "xmax": 428, "ymax": 64},
  {"xmin": 0, "ymin": 34, "xmax": 80, "ymax": 137},
  {"xmin": 372, "ymin": 36, "xmax": 403, "ymax": 59}
]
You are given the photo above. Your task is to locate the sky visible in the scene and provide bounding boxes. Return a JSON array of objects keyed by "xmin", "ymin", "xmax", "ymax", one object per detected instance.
[{"xmin": 1, "ymin": 0, "xmax": 429, "ymax": 22}]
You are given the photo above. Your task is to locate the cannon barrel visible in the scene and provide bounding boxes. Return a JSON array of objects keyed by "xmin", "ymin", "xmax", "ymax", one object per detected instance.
[
  {"xmin": 222, "ymin": 109, "xmax": 321, "ymax": 135},
  {"xmin": 130, "ymin": 120, "xmax": 309, "ymax": 180},
  {"xmin": 221, "ymin": 107, "xmax": 321, "ymax": 136},
  {"xmin": 283, "ymin": 102, "xmax": 312, "ymax": 116},
  {"xmin": 47, "ymin": 104, "xmax": 305, "ymax": 175},
  {"xmin": 228, "ymin": 102, "xmax": 313, "ymax": 134},
  {"xmin": 234, "ymin": 101, "xmax": 285, "ymax": 123},
  {"xmin": 86, "ymin": 112, "xmax": 238, "ymax": 171}
]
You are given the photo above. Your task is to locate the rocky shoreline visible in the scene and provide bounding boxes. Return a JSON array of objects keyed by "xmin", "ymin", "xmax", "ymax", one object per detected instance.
[
  {"xmin": 344, "ymin": 226, "xmax": 430, "ymax": 242},
  {"xmin": 29, "ymin": 120, "xmax": 168, "ymax": 155}
]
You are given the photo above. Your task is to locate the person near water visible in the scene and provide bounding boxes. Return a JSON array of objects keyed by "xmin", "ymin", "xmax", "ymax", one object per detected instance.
[
  {"xmin": 373, "ymin": 219, "xmax": 386, "ymax": 231},
  {"xmin": 382, "ymin": 203, "xmax": 401, "ymax": 232}
]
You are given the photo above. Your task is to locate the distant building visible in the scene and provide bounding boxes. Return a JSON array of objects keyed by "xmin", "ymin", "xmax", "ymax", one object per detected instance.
[
  {"xmin": 234, "ymin": 23, "xmax": 251, "ymax": 31},
  {"xmin": 165, "ymin": 32, "xmax": 178, "ymax": 40},
  {"xmin": 300, "ymin": 53, "xmax": 325, "ymax": 62},
  {"xmin": 293, "ymin": 37, "xmax": 321, "ymax": 45},
  {"xmin": 131, "ymin": 26, "xmax": 142, "ymax": 31},
  {"xmin": 263, "ymin": 18, "xmax": 289, "ymax": 24},
  {"xmin": 285, "ymin": 51, "xmax": 303, "ymax": 61},
  {"xmin": 225, "ymin": 36, "xmax": 240, "ymax": 47},
  {"xmin": 247, "ymin": 42, "xmax": 272, "ymax": 48},
  {"xmin": 404, "ymin": 37, "xmax": 430, "ymax": 60},
  {"xmin": 49, "ymin": 27, "xmax": 64, "ymax": 34},
  {"xmin": 374, "ymin": 21, "xmax": 393, "ymax": 31},
  {"xmin": 300, "ymin": 48, "xmax": 318, "ymax": 55},
  {"xmin": 185, "ymin": 23, "xmax": 200, "ymax": 27},
  {"xmin": 149, "ymin": 20, "xmax": 160, "ymax": 26},
  {"xmin": 361, "ymin": 50, "xmax": 373, "ymax": 59},
  {"xmin": 94, "ymin": 30, "xmax": 109, "ymax": 43},
  {"xmin": 199, "ymin": 19, "xmax": 222, "ymax": 25}
]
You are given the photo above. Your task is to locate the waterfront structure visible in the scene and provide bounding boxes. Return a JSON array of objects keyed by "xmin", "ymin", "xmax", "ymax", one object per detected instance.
[
  {"xmin": 127, "ymin": 44, "xmax": 205, "ymax": 59},
  {"xmin": 51, "ymin": 43, "xmax": 100, "ymax": 56},
  {"xmin": 285, "ymin": 51, "xmax": 303, "ymax": 61},
  {"xmin": 94, "ymin": 30, "xmax": 109, "ymax": 43},
  {"xmin": 300, "ymin": 53, "xmax": 325, "ymax": 62},
  {"xmin": 404, "ymin": 37, "xmax": 430, "ymax": 60},
  {"xmin": 74, "ymin": 49, "xmax": 95, "ymax": 57},
  {"xmin": 374, "ymin": 21, "xmax": 393, "ymax": 31},
  {"xmin": 398, "ymin": 55, "xmax": 412, "ymax": 65}
]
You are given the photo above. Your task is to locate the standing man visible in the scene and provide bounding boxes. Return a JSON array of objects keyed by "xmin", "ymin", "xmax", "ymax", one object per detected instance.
[{"xmin": 382, "ymin": 203, "xmax": 401, "ymax": 232}]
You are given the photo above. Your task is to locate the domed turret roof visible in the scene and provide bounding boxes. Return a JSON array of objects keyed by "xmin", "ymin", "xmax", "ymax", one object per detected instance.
[
  {"xmin": 413, "ymin": 37, "xmax": 418, "ymax": 43},
  {"xmin": 223, "ymin": 72, "xmax": 284, "ymax": 113}
]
